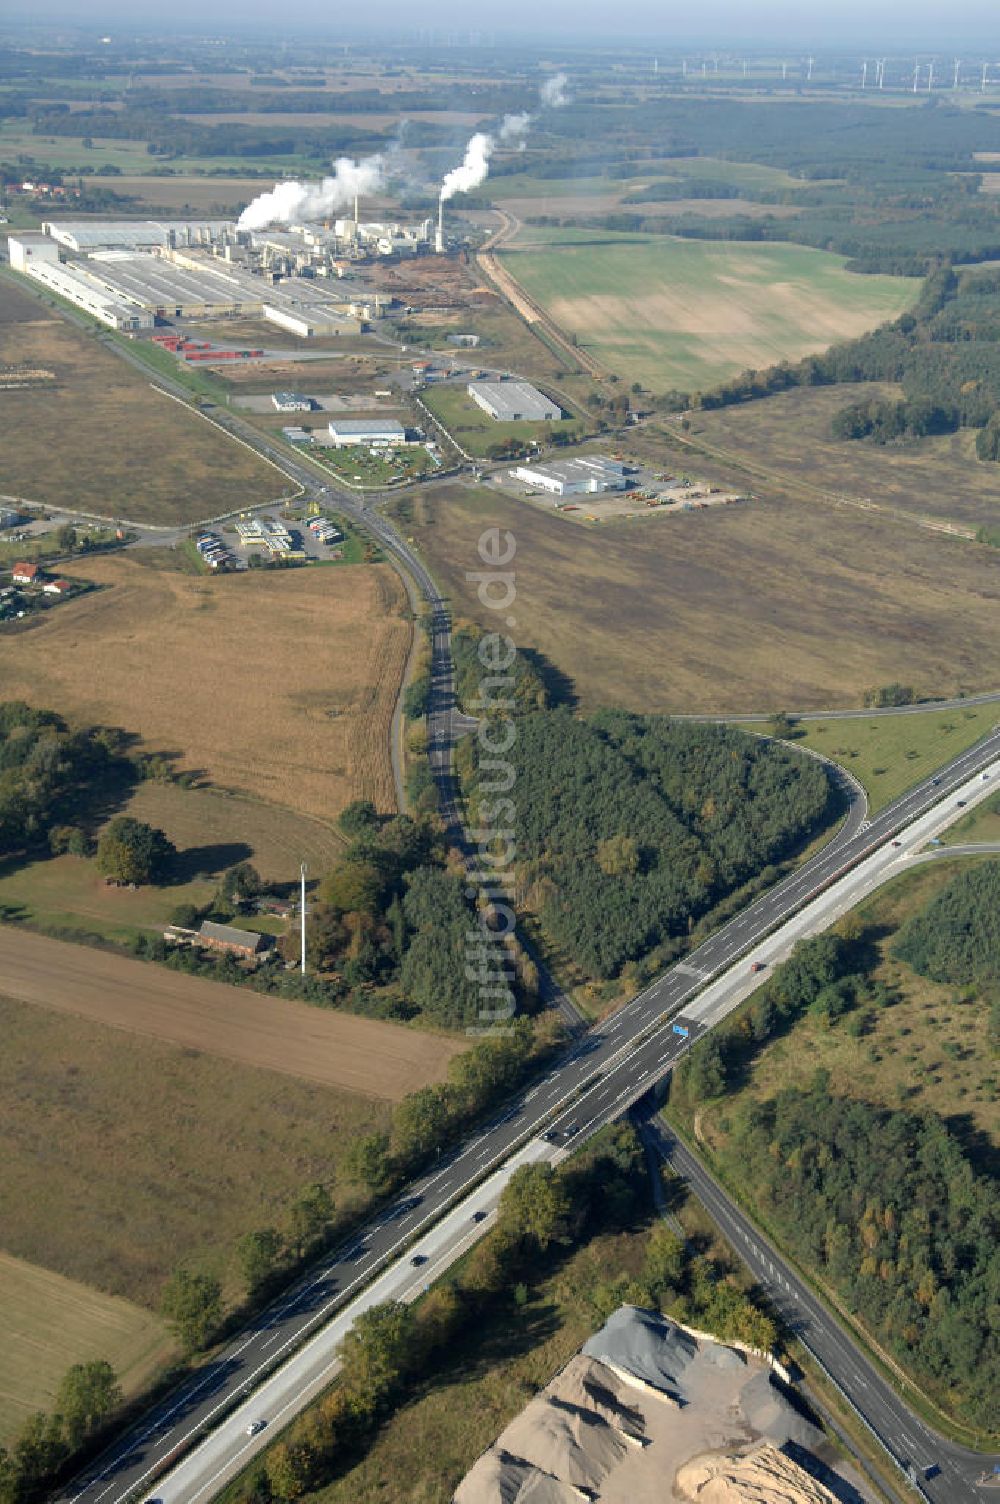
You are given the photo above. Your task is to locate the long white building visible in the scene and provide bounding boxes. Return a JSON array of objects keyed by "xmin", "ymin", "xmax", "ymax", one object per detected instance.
[{"xmin": 512, "ymin": 456, "xmax": 628, "ymax": 497}]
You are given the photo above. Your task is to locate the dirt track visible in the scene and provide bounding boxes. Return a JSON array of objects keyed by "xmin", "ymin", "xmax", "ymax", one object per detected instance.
[{"xmin": 0, "ymin": 927, "xmax": 462, "ymax": 1100}]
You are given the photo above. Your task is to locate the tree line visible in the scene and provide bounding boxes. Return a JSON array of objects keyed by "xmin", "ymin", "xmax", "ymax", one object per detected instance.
[
  {"xmin": 461, "ymin": 710, "xmax": 832, "ymax": 981},
  {"xmin": 671, "ymin": 897, "xmax": 1000, "ymax": 1431},
  {"xmin": 228, "ymin": 1123, "xmax": 779, "ymax": 1503}
]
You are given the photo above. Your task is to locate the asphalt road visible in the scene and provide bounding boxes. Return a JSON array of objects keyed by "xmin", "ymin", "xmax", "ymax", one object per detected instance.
[
  {"xmin": 59, "ymin": 739, "xmax": 1000, "ymax": 1504},
  {"xmin": 36, "ymin": 337, "xmax": 999, "ymax": 1503},
  {"xmin": 643, "ymin": 1118, "xmax": 990, "ymax": 1503}
]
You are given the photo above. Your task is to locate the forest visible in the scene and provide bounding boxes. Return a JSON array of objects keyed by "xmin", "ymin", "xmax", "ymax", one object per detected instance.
[
  {"xmin": 461, "ymin": 710, "xmax": 833, "ymax": 981},
  {"xmin": 670, "ymin": 881, "xmax": 1000, "ymax": 1431},
  {"xmin": 894, "ymin": 861, "xmax": 1000, "ymax": 985},
  {"xmin": 719, "ymin": 1080, "xmax": 999, "ymax": 1429}
]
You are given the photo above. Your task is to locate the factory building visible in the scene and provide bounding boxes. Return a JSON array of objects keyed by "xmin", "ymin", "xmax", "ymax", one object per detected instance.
[
  {"xmin": 272, "ymin": 392, "xmax": 315, "ymax": 412},
  {"xmin": 11, "ymin": 246, "xmax": 153, "ymax": 331},
  {"xmin": 512, "ymin": 456, "xmax": 628, "ymax": 497},
  {"xmin": 467, "ymin": 381, "xmax": 561, "ymax": 423},
  {"xmin": 42, "ymin": 219, "xmax": 232, "ymax": 252},
  {"xmin": 328, "ymin": 418, "xmax": 406, "ymax": 448},
  {"xmin": 7, "ymin": 232, "xmax": 60, "ymax": 273}
]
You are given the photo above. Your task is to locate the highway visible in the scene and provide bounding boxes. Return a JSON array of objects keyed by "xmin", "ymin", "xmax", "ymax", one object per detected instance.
[
  {"xmin": 644, "ymin": 1118, "xmax": 992, "ymax": 1503},
  {"xmin": 60, "ymin": 739, "xmax": 1000, "ymax": 1504},
  {"xmin": 38, "ymin": 331, "xmax": 999, "ymax": 1503}
]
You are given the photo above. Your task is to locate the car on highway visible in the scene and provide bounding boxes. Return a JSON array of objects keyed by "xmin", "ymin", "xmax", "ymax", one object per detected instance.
[
  {"xmin": 246, "ymin": 1419, "xmax": 267, "ymax": 1437},
  {"xmin": 471, "ymin": 1209, "xmax": 488, "ymax": 1223},
  {"xmin": 410, "ymin": 1253, "xmax": 427, "ymax": 1267},
  {"xmin": 891, "ymin": 839, "xmax": 902, "ymax": 847},
  {"xmin": 749, "ymin": 961, "xmax": 766, "ymax": 973},
  {"xmin": 957, "ymin": 799, "xmax": 967, "ymax": 807}
]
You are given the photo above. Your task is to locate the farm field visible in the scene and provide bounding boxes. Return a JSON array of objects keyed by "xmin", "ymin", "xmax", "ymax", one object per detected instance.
[
  {"xmin": 689, "ymin": 858, "xmax": 1000, "ymax": 1163},
  {"xmin": 76, "ymin": 173, "xmax": 277, "ymax": 213},
  {"xmin": 790, "ymin": 705, "xmax": 999, "ymax": 813},
  {"xmin": 0, "ymin": 1251, "xmax": 172, "ymax": 1446},
  {"xmin": 0, "ymin": 979, "xmax": 445, "ymax": 1314},
  {"xmin": 420, "ymin": 382, "xmax": 586, "ymax": 457},
  {"xmin": 685, "ymin": 383, "xmax": 1000, "ymax": 533},
  {"xmin": 0, "ymin": 276, "xmax": 285, "ymax": 523},
  {"xmin": 0, "ymin": 551, "xmax": 410, "ymax": 822},
  {"xmin": 398, "ymin": 483, "xmax": 1000, "ymax": 713},
  {"xmin": 498, "ymin": 228, "xmax": 918, "ymax": 392}
]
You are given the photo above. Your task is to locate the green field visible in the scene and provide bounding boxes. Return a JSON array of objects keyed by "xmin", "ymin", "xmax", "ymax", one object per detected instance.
[
  {"xmin": 943, "ymin": 790, "xmax": 1000, "ymax": 845},
  {"xmin": 420, "ymin": 382, "xmax": 586, "ymax": 457},
  {"xmin": 499, "ymin": 229, "xmax": 918, "ymax": 392},
  {"xmin": 0, "ymin": 1252, "xmax": 172, "ymax": 1445},
  {"xmin": 791, "ymin": 703, "xmax": 998, "ymax": 813}
]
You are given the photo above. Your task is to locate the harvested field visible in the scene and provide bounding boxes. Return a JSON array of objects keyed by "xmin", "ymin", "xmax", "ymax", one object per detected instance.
[
  {"xmin": 0, "ymin": 979, "xmax": 434, "ymax": 1309},
  {"xmin": 400, "ymin": 483, "xmax": 1000, "ymax": 711},
  {"xmin": 1, "ymin": 551, "xmax": 410, "ymax": 822},
  {"xmin": 0, "ymin": 1251, "xmax": 172, "ymax": 1445},
  {"xmin": 0, "ymin": 927, "xmax": 462, "ymax": 1098},
  {"xmin": 77, "ymin": 173, "xmax": 275, "ymax": 213},
  {"xmin": 686, "ymin": 383, "xmax": 1000, "ymax": 533},
  {"xmin": 499, "ymin": 229, "xmax": 917, "ymax": 392},
  {"xmin": 0, "ymin": 276, "xmax": 285, "ymax": 523}
]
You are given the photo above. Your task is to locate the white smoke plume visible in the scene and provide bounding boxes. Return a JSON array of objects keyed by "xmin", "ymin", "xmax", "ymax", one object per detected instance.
[
  {"xmin": 499, "ymin": 111, "xmax": 531, "ymax": 147},
  {"xmin": 238, "ymin": 153, "xmax": 385, "ymax": 231},
  {"xmin": 540, "ymin": 72, "xmax": 569, "ymax": 108},
  {"xmin": 439, "ymin": 131, "xmax": 495, "ymax": 203},
  {"xmin": 437, "ymin": 75, "xmax": 570, "ymax": 208}
]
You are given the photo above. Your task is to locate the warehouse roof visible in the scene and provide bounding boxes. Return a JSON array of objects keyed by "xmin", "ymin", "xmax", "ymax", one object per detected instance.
[
  {"xmin": 468, "ymin": 379, "xmax": 560, "ymax": 422},
  {"xmin": 328, "ymin": 418, "xmax": 405, "ymax": 436},
  {"xmin": 198, "ymin": 920, "xmax": 267, "ymax": 952},
  {"xmin": 516, "ymin": 456, "xmax": 626, "ymax": 486}
]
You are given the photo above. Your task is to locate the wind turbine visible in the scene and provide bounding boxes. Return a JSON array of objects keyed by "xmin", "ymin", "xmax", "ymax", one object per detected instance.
[
  {"xmin": 928, "ymin": 60, "xmax": 935, "ymax": 90},
  {"xmin": 913, "ymin": 60, "xmax": 921, "ymax": 92},
  {"xmin": 861, "ymin": 59, "xmax": 869, "ymax": 89},
  {"xmin": 982, "ymin": 62, "xmax": 990, "ymax": 92},
  {"xmin": 953, "ymin": 58, "xmax": 961, "ymax": 88},
  {"xmin": 807, "ymin": 55, "xmax": 814, "ymax": 81}
]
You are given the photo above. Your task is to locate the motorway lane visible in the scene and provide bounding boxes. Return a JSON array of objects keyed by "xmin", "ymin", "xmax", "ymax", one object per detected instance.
[
  {"xmin": 60, "ymin": 739, "xmax": 1000, "ymax": 1504},
  {"xmin": 644, "ymin": 1119, "xmax": 995, "ymax": 1504}
]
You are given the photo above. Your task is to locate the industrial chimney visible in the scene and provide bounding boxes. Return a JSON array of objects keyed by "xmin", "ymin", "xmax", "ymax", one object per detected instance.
[{"xmin": 435, "ymin": 198, "xmax": 445, "ymax": 254}]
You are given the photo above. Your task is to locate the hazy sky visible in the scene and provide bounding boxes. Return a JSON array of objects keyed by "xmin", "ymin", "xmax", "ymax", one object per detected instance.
[{"xmin": 19, "ymin": 0, "xmax": 1000, "ymax": 48}]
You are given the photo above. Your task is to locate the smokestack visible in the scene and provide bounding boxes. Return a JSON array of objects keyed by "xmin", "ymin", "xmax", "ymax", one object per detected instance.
[
  {"xmin": 435, "ymin": 197, "xmax": 445, "ymax": 254},
  {"xmin": 354, "ymin": 193, "xmax": 359, "ymax": 226}
]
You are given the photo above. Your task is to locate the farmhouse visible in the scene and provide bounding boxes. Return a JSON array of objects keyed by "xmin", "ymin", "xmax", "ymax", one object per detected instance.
[
  {"xmin": 42, "ymin": 579, "xmax": 72, "ymax": 596},
  {"xmin": 328, "ymin": 418, "xmax": 406, "ymax": 448},
  {"xmin": 197, "ymin": 920, "xmax": 268, "ymax": 958},
  {"xmin": 468, "ymin": 380, "xmax": 560, "ymax": 422},
  {"xmin": 11, "ymin": 562, "xmax": 40, "ymax": 585},
  {"xmin": 513, "ymin": 456, "xmax": 628, "ymax": 497}
]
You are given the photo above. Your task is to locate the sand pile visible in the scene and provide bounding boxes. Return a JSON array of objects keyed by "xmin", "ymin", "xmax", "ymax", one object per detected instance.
[
  {"xmin": 676, "ymin": 1441, "xmax": 842, "ymax": 1503},
  {"xmin": 454, "ymin": 1309, "xmax": 873, "ymax": 1504},
  {"xmin": 583, "ymin": 1304, "xmax": 697, "ymax": 1401}
]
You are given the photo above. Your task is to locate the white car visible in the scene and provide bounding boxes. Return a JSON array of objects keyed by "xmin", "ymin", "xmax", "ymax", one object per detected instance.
[{"xmin": 246, "ymin": 1419, "xmax": 267, "ymax": 1437}]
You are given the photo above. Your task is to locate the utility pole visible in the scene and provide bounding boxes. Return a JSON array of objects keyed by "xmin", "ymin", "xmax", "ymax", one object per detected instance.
[{"xmin": 300, "ymin": 861, "xmax": 307, "ymax": 975}]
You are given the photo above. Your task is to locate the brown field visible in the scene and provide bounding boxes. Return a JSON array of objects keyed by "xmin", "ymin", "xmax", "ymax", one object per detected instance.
[
  {"xmin": 0, "ymin": 983, "xmax": 419, "ymax": 1309},
  {"xmin": 78, "ymin": 173, "xmax": 275, "ymax": 213},
  {"xmin": 1, "ymin": 551, "xmax": 410, "ymax": 821},
  {"xmin": 0, "ymin": 276, "xmax": 287, "ymax": 524},
  {"xmin": 0, "ymin": 1252, "xmax": 172, "ymax": 1445},
  {"xmin": 0, "ymin": 927, "xmax": 462, "ymax": 1099},
  {"xmin": 399, "ymin": 482, "xmax": 1000, "ymax": 711},
  {"xmin": 686, "ymin": 383, "xmax": 1000, "ymax": 533}
]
